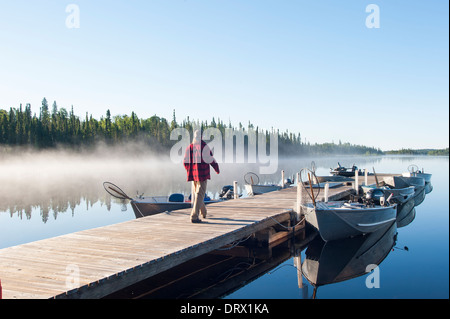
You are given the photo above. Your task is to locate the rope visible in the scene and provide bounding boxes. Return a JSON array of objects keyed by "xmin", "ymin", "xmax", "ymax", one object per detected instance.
[
  {"xmin": 267, "ymin": 263, "xmax": 298, "ymax": 275},
  {"xmin": 217, "ymin": 261, "xmax": 255, "ymax": 282},
  {"xmin": 131, "ymin": 202, "xmax": 146, "ymax": 218},
  {"xmin": 215, "ymin": 234, "xmax": 253, "ymax": 251},
  {"xmin": 268, "ymin": 215, "xmax": 305, "ymax": 231}
]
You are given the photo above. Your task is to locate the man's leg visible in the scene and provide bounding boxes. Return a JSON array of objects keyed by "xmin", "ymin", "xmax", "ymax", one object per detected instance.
[
  {"xmin": 191, "ymin": 180, "xmax": 207, "ymax": 221},
  {"xmin": 191, "ymin": 181, "xmax": 200, "ymax": 221},
  {"xmin": 199, "ymin": 180, "xmax": 208, "ymax": 218},
  {"xmin": 191, "ymin": 181, "xmax": 206, "ymax": 221}
]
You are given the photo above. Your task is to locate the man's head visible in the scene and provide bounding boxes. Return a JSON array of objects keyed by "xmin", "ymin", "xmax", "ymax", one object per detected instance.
[{"xmin": 193, "ymin": 130, "xmax": 202, "ymax": 144}]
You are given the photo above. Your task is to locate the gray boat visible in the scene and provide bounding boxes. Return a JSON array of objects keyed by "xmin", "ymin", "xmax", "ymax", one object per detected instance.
[
  {"xmin": 330, "ymin": 163, "xmax": 363, "ymax": 177},
  {"xmin": 244, "ymin": 184, "xmax": 282, "ymax": 196},
  {"xmin": 302, "ymin": 201, "xmax": 397, "ymax": 242},
  {"xmin": 403, "ymin": 165, "xmax": 433, "ymax": 194},
  {"xmin": 402, "ymin": 172, "xmax": 433, "ymax": 194},
  {"xmin": 361, "ymin": 184, "xmax": 415, "ymax": 205},
  {"xmin": 381, "ymin": 176, "xmax": 426, "ymax": 206},
  {"xmin": 314, "ymin": 175, "xmax": 354, "ymax": 183},
  {"xmin": 361, "ymin": 183, "xmax": 415, "ymax": 222},
  {"xmin": 103, "ymin": 181, "xmax": 224, "ymax": 218},
  {"xmin": 131, "ymin": 194, "xmax": 221, "ymax": 218},
  {"xmin": 244, "ymin": 171, "xmax": 283, "ymax": 196}
]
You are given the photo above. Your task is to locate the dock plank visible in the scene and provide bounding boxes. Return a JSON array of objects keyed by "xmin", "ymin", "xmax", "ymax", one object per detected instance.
[{"xmin": 0, "ymin": 184, "xmax": 353, "ymax": 299}]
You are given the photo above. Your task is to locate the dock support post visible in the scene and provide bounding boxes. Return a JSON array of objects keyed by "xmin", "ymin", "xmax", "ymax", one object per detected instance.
[
  {"xmin": 365, "ymin": 169, "xmax": 368, "ymax": 186},
  {"xmin": 233, "ymin": 181, "xmax": 238, "ymax": 200},
  {"xmin": 294, "ymin": 252, "xmax": 308, "ymax": 298},
  {"xmin": 355, "ymin": 170, "xmax": 359, "ymax": 195},
  {"xmin": 281, "ymin": 170, "xmax": 285, "ymax": 188},
  {"xmin": 324, "ymin": 182, "xmax": 329, "ymax": 202},
  {"xmin": 296, "ymin": 172, "xmax": 302, "ymax": 221},
  {"xmin": 294, "ymin": 255, "xmax": 302, "ymax": 289}
]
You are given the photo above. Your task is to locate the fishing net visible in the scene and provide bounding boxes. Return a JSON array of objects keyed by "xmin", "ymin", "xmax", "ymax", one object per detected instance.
[
  {"xmin": 408, "ymin": 164, "xmax": 419, "ymax": 174},
  {"xmin": 103, "ymin": 182, "xmax": 131, "ymax": 200},
  {"xmin": 299, "ymin": 168, "xmax": 321, "ymax": 205},
  {"xmin": 244, "ymin": 172, "xmax": 260, "ymax": 185}
]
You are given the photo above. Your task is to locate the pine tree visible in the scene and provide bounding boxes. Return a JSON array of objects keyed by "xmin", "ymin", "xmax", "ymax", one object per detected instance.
[
  {"xmin": 105, "ymin": 109, "xmax": 112, "ymax": 140},
  {"xmin": 171, "ymin": 109, "xmax": 177, "ymax": 130}
]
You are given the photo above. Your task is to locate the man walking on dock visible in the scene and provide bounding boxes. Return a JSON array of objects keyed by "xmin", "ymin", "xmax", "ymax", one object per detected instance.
[{"xmin": 184, "ymin": 130, "xmax": 220, "ymax": 223}]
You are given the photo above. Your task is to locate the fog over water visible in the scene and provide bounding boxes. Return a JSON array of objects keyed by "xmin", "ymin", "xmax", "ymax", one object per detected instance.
[
  {"xmin": 1, "ymin": 143, "xmax": 434, "ymax": 225},
  {"xmin": 0, "ymin": 143, "xmax": 387, "ymax": 213},
  {"xmin": 0, "ymin": 143, "xmax": 389, "ymax": 249}
]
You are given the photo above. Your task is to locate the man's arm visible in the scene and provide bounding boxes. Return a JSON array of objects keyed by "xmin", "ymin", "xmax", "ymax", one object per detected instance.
[{"xmin": 183, "ymin": 145, "xmax": 192, "ymax": 170}]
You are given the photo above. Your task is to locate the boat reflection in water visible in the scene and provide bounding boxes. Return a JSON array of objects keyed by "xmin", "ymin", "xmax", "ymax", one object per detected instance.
[
  {"xmin": 301, "ymin": 222, "xmax": 398, "ymax": 299},
  {"xmin": 397, "ymin": 207, "xmax": 416, "ymax": 229},
  {"xmin": 395, "ymin": 197, "xmax": 415, "ymax": 226}
]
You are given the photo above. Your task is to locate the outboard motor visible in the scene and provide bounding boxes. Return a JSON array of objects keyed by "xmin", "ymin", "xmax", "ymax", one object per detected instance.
[
  {"xmin": 219, "ymin": 185, "xmax": 234, "ymax": 200},
  {"xmin": 363, "ymin": 189, "xmax": 376, "ymax": 207}
]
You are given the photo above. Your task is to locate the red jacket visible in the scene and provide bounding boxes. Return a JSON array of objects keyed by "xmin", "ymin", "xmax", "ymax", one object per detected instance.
[{"xmin": 184, "ymin": 141, "xmax": 220, "ymax": 181}]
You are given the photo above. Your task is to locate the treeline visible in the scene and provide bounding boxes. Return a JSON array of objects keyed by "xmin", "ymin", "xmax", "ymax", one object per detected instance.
[
  {"xmin": 300, "ymin": 142, "xmax": 383, "ymax": 156},
  {"xmin": 385, "ymin": 148, "xmax": 449, "ymax": 156},
  {"xmin": 0, "ymin": 98, "xmax": 174, "ymax": 148},
  {"xmin": 1, "ymin": 98, "xmax": 384, "ymax": 155},
  {"xmin": 428, "ymin": 148, "xmax": 449, "ymax": 156}
]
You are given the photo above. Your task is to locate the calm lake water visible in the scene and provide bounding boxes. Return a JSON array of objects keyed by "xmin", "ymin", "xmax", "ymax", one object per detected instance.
[{"xmin": 0, "ymin": 151, "xmax": 448, "ymax": 299}]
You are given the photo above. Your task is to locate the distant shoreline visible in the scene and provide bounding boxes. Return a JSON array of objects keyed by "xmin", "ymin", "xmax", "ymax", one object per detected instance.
[
  {"xmin": 0, "ymin": 142, "xmax": 448, "ymax": 158},
  {"xmin": 385, "ymin": 148, "xmax": 449, "ymax": 156}
]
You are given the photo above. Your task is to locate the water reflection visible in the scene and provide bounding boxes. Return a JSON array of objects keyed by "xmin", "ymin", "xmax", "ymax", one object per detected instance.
[
  {"xmin": 0, "ymin": 154, "xmax": 385, "ymax": 221},
  {"xmin": 104, "ymin": 221, "xmax": 403, "ymax": 299},
  {"xmin": 0, "ymin": 192, "xmax": 114, "ymax": 223},
  {"xmin": 302, "ymin": 222, "xmax": 397, "ymax": 298},
  {"xmin": 104, "ymin": 234, "xmax": 307, "ymax": 299}
]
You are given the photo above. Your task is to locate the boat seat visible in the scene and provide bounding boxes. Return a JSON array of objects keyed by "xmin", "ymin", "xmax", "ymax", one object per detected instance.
[{"xmin": 168, "ymin": 193, "xmax": 185, "ymax": 202}]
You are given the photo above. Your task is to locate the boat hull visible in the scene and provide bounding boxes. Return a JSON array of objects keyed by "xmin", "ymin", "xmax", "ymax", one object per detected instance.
[
  {"xmin": 397, "ymin": 207, "xmax": 416, "ymax": 228},
  {"xmin": 131, "ymin": 197, "xmax": 219, "ymax": 218},
  {"xmin": 245, "ymin": 184, "xmax": 281, "ymax": 196},
  {"xmin": 330, "ymin": 170, "xmax": 361, "ymax": 177},
  {"xmin": 381, "ymin": 175, "xmax": 426, "ymax": 207},
  {"xmin": 315, "ymin": 176, "xmax": 354, "ymax": 183},
  {"xmin": 425, "ymin": 182, "xmax": 433, "ymax": 194},
  {"xmin": 303, "ymin": 201, "xmax": 397, "ymax": 242},
  {"xmin": 413, "ymin": 186, "xmax": 426, "ymax": 206},
  {"xmin": 416, "ymin": 173, "xmax": 432, "ymax": 183},
  {"xmin": 396, "ymin": 198, "xmax": 415, "ymax": 223},
  {"xmin": 403, "ymin": 172, "xmax": 432, "ymax": 183},
  {"xmin": 402, "ymin": 172, "xmax": 433, "ymax": 195},
  {"xmin": 131, "ymin": 201, "xmax": 191, "ymax": 218}
]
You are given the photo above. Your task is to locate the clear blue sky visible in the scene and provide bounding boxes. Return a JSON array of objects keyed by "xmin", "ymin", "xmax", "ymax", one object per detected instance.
[{"xmin": 0, "ymin": 0, "xmax": 448, "ymax": 151}]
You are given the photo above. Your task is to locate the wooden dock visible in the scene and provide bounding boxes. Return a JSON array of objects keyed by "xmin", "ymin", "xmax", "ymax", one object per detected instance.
[{"xmin": 0, "ymin": 183, "xmax": 354, "ymax": 299}]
